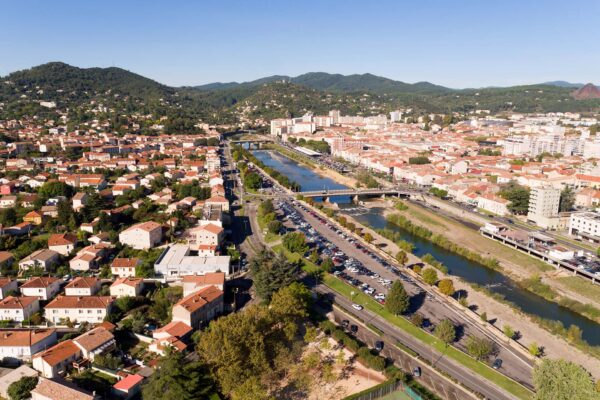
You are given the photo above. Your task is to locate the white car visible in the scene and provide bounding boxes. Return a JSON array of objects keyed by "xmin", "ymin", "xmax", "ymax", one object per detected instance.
[{"xmin": 352, "ymin": 303, "xmax": 363, "ymax": 311}]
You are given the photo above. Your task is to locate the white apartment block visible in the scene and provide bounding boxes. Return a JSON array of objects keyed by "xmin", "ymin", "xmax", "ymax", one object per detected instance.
[
  {"xmin": 569, "ymin": 212, "xmax": 600, "ymax": 242},
  {"xmin": 44, "ymin": 296, "xmax": 115, "ymax": 324},
  {"xmin": 527, "ymin": 186, "xmax": 561, "ymax": 229}
]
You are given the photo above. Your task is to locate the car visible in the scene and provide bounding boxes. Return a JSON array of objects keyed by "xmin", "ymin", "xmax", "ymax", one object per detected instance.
[
  {"xmin": 375, "ymin": 341, "xmax": 384, "ymax": 352},
  {"xmin": 341, "ymin": 320, "xmax": 349, "ymax": 328},
  {"xmin": 492, "ymin": 359, "xmax": 503, "ymax": 370},
  {"xmin": 350, "ymin": 324, "xmax": 358, "ymax": 333},
  {"xmin": 413, "ymin": 367, "xmax": 421, "ymax": 377},
  {"xmin": 352, "ymin": 303, "xmax": 363, "ymax": 311}
]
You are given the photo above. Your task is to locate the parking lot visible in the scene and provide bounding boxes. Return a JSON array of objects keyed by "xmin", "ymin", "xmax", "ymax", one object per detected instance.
[{"xmin": 273, "ymin": 199, "xmax": 534, "ymax": 389}]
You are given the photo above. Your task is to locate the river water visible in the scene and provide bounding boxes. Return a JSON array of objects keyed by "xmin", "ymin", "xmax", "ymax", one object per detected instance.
[{"xmin": 252, "ymin": 149, "xmax": 600, "ymax": 346}]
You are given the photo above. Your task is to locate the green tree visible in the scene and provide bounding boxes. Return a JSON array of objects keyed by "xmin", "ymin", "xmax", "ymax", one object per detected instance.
[
  {"xmin": 437, "ymin": 279, "xmax": 455, "ymax": 296},
  {"xmin": 465, "ymin": 335, "xmax": 494, "ymax": 360},
  {"xmin": 267, "ymin": 220, "xmax": 282, "ymax": 234},
  {"xmin": 567, "ymin": 325, "xmax": 582, "ymax": 343},
  {"xmin": 395, "ymin": 250, "xmax": 408, "ymax": 265},
  {"xmin": 244, "ymin": 172, "xmax": 262, "ymax": 190},
  {"xmin": 533, "ymin": 359, "xmax": 600, "ymax": 400},
  {"xmin": 7, "ymin": 376, "xmax": 38, "ymax": 400},
  {"xmin": 559, "ymin": 186, "xmax": 575, "ymax": 212},
  {"xmin": 529, "ymin": 342, "xmax": 542, "ymax": 357},
  {"xmin": 385, "ymin": 281, "xmax": 410, "ymax": 315},
  {"xmin": 498, "ymin": 181, "xmax": 530, "ymax": 215},
  {"xmin": 421, "ymin": 268, "xmax": 438, "ymax": 285},
  {"xmin": 142, "ymin": 350, "xmax": 217, "ymax": 400},
  {"xmin": 250, "ymin": 249, "xmax": 300, "ymax": 301},
  {"xmin": 320, "ymin": 257, "xmax": 334, "ymax": 273},
  {"xmin": 38, "ymin": 181, "xmax": 74, "ymax": 199},
  {"xmin": 503, "ymin": 324, "xmax": 515, "ymax": 340},
  {"xmin": 434, "ymin": 319, "xmax": 456, "ymax": 345},
  {"xmin": 282, "ymin": 232, "xmax": 308, "ymax": 254}
]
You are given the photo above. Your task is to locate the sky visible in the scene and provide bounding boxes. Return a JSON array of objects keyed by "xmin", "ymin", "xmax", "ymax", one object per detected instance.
[{"xmin": 1, "ymin": 0, "xmax": 599, "ymax": 88}]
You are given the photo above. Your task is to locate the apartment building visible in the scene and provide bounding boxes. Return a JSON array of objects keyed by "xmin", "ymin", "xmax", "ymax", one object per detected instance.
[
  {"xmin": 171, "ymin": 285, "xmax": 224, "ymax": 330},
  {"xmin": 569, "ymin": 212, "xmax": 600, "ymax": 243},
  {"xmin": 119, "ymin": 221, "xmax": 163, "ymax": 249},
  {"xmin": 44, "ymin": 296, "xmax": 115, "ymax": 324},
  {"xmin": 527, "ymin": 186, "xmax": 561, "ymax": 229}
]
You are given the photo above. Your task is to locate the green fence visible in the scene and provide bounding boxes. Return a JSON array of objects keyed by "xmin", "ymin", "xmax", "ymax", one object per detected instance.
[{"xmin": 343, "ymin": 379, "xmax": 423, "ymax": 400}]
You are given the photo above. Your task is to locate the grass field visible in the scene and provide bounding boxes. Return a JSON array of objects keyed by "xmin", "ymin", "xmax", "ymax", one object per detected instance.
[
  {"xmin": 557, "ymin": 276, "xmax": 600, "ymax": 304},
  {"xmin": 324, "ymin": 275, "xmax": 533, "ymax": 400}
]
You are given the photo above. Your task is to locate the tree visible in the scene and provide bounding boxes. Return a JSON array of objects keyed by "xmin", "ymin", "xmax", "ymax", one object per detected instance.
[
  {"xmin": 244, "ymin": 172, "xmax": 261, "ymax": 190},
  {"xmin": 7, "ymin": 376, "xmax": 38, "ymax": 400},
  {"xmin": 559, "ymin": 186, "xmax": 575, "ymax": 212},
  {"xmin": 498, "ymin": 181, "xmax": 530, "ymax": 215},
  {"xmin": 503, "ymin": 324, "xmax": 515, "ymax": 340},
  {"xmin": 567, "ymin": 325, "xmax": 582, "ymax": 343},
  {"xmin": 282, "ymin": 232, "xmax": 308, "ymax": 254},
  {"xmin": 258, "ymin": 199, "xmax": 274, "ymax": 216},
  {"xmin": 320, "ymin": 257, "xmax": 334, "ymax": 273},
  {"xmin": 421, "ymin": 268, "xmax": 438, "ymax": 285},
  {"xmin": 437, "ymin": 279, "xmax": 455, "ymax": 296},
  {"xmin": 250, "ymin": 249, "xmax": 300, "ymax": 301},
  {"xmin": 385, "ymin": 281, "xmax": 410, "ymax": 315},
  {"xmin": 434, "ymin": 319, "xmax": 456, "ymax": 345},
  {"xmin": 533, "ymin": 359, "xmax": 600, "ymax": 400},
  {"xmin": 529, "ymin": 342, "xmax": 541, "ymax": 357},
  {"xmin": 395, "ymin": 250, "xmax": 408, "ymax": 265},
  {"xmin": 480, "ymin": 311, "xmax": 488, "ymax": 322},
  {"xmin": 410, "ymin": 313, "xmax": 424, "ymax": 327},
  {"xmin": 363, "ymin": 232, "xmax": 373, "ymax": 243},
  {"xmin": 142, "ymin": 350, "xmax": 217, "ymax": 400},
  {"xmin": 38, "ymin": 181, "xmax": 73, "ymax": 199},
  {"xmin": 465, "ymin": 335, "xmax": 494, "ymax": 360},
  {"xmin": 267, "ymin": 220, "xmax": 282, "ymax": 234}
]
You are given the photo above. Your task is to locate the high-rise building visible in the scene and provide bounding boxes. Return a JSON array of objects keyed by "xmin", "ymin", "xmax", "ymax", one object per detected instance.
[{"xmin": 527, "ymin": 186, "xmax": 561, "ymax": 229}]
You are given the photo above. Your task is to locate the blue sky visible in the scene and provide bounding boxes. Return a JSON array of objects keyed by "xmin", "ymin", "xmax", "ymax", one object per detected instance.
[{"xmin": 1, "ymin": 0, "xmax": 598, "ymax": 88}]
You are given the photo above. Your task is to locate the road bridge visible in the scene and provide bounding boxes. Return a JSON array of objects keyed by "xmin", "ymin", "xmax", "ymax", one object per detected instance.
[{"xmin": 299, "ymin": 188, "xmax": 414, "ymax": 202}]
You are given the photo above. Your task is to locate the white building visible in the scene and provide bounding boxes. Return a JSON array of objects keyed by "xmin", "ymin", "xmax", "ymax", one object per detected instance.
[
  {"xmin": 0, "ymin": 329, "xmax": 57, "ymax": 362},
  {"xmin": 527, "ymin": 186, "xmax": 561, "ymax": 229},
  {"xmin": 64, "ymin": 277, "xmax": 101, "ymax": 296},
  {"xmin": 569, "ymin": 212, "xmax": 600, "ymax": 243},
  {"xmin": 0, "ymin": 296, "xmax": 40, "ymax": 322},
  {"xmin": 119, "ymin": 221, "xmax": 163, "ymax": 250},
  {"xmin": 44, "ymin": 296, "xmax": 115, "ymax": 324},
  {"xmin": 154, "ymin": 244, "xmax": 230, "ymax": 278},
  {"xmin": 20, "ymin": 277, "xmax": 62, "ymax": 301},
  {"xmin": 110, "ymin": 278, "xmax": 144, "ymax": 298}
]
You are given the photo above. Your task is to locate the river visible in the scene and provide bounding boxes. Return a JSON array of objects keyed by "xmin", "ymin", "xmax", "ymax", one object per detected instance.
[{"xmin": 252, "ymin": 149, "xmax": 600, "ymax": 346}]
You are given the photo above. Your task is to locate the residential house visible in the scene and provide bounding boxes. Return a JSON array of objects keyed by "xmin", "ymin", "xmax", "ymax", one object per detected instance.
[
  {"xmin": 204, "ymin": 195, "xmax": 229, "ymax": 212},
  {"xmin": 69, "ymin": 244, "xmax": 110, "ymax": 271},
  {"xmin": 44, "ymin": 296, "xmax": 115, "ymax": 324},
  {"xmin": 0, "ymin": 329, "xmax": 57, "ymax": 362},
  {"xmin": 109, "ymin": 278, "xmax": 144, "ymax": 298},
  {"xmin": 149, "ymin": 320, "xmax": 192, "ymax": 356},
  {"xmin": 112, "ymin": 374, "xmax": 144, "ymax": 399},
  {"xmin": 171, "ymin": 286, "xmax": 224, "ymax": 330},
  {"xmin": 73, "ymin": 326, "xmax": 116, "ymax": 361},
  {"xmin": 110, "ymin": 258, "xmax": 140, "ymax": 278},
  {"xmin": 118, "ymin": 221, "xmax": 163, "ymax": 250},
  {"xmin": 48, "ymin": 233, "xmax": 78, "ymax": 256},
  {"xmin": 0, "ymin": 296, "xmax": 40, "ymax": 322},
  {"xmin": 0, "ymin": 196, "xmax": 17, "ymax": 209},
  {"xmin": 0, "ymin": 252, "xmax": 14, "ymax": 273},
  {"xmin": 19, "ymin": 249, "xmax": 60, "ymax": 272},
  {"xmin": 182, "ymin": 272, "xmax": 226, "ymax": 296},
  {"xmin": 32, "ymin": 340, "xmax": 83, "ymax": 378},
  {"xmin": 72, "ymin": 192, "xmax": 89, "ymax": 211},
  {"xmin": 65, "ymin": 277, "xmax": 100, "ymax": 296},
  {"xmin": 0, "ymin": 278, "xmax": 18, "ymax": 299},
  {"xmin": 23, "ymin": 211, "xmax": 44, "ymax": 225},
  {"xmin": 20, "ymin": 277, "xmax": 62, "ymax": 301},
  {"xmin": 31, "ymin": 378, "xmax": 95, "ymax": 400}
]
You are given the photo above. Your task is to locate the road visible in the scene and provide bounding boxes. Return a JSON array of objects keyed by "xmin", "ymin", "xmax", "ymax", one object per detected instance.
[
  {"xmin": 317, "ymin": 284, "xmax": 521, "ymax": 400},
  {"xmin": 327, "ymin": 305, "xmax": 478, "ymax": 400},
  {"xmin": 289, "ymin": 202, "xmax": 534, "ymax": 389}
]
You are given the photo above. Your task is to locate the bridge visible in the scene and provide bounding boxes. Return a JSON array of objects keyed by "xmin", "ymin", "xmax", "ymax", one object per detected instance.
[
  {"xmin": 299, "ymin": 188, "xmax": 413, "ymax": 202},
  {"xmin": 229, "ymin": 137, "xmax": 274, "ymax": 149}
]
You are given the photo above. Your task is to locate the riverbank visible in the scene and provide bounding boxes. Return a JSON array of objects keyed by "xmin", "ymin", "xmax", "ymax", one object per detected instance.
[
  {"xmin": 379, "ymin": 199, "xmax": 600, "ymax": 313},
  {"xmin": 263, "ymin": 143, "xmax": 359, "ymax": 188},
  {"xmin": 336, "ymin": 203, "xmax": 600, "ymax": 378}
]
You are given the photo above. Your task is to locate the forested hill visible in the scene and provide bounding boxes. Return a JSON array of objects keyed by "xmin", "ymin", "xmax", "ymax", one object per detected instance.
[
  {"xmin": 194, "ymin": 72, "xmax": 449, "ymax": 94},
  {"xmin": 2, "ymin": 62, "xmax": 600, "ymax": 125}
]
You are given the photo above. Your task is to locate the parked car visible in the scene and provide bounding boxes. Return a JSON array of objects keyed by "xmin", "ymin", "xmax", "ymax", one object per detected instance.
[
  {"xmin": 375, "ymin": 341, "xmax": 384, "ymax": 352},
  {"xmin": 413, "ymin": 367, "xmax": 421, "ymax": 377},
  {"xmin": 492, "ymin": 359, "xmax": 503, "ymax": 370}
]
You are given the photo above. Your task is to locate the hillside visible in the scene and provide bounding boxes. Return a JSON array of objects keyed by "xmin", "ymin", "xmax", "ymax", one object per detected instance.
[
  {"xmin": 194, "ymin": 72, "xmax": 448, "ymax": 94},
  {"xmin": 1, "ymin": 62, "xmax": 175, "ymax": 102},
  {"xmin": 572, "ymin": 83, "xmax": 600, "ymax": 100},
  {"xmin": 1, "ymin": 62, "xmax": 600, "ymax": 125}
]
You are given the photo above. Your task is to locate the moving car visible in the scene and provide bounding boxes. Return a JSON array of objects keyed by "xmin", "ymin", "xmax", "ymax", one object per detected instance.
[{"xmin": 352, "ymin": 303, "xmax": 363, "ymax": 311}]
